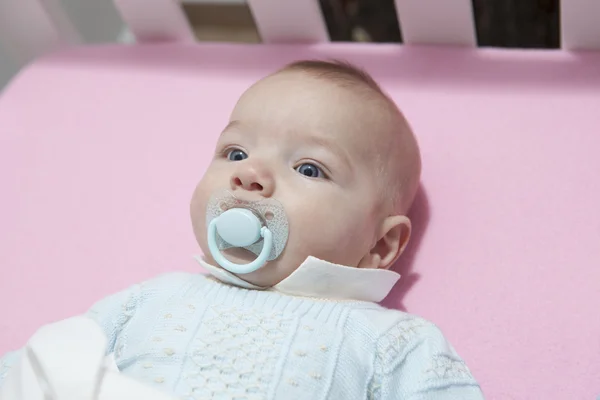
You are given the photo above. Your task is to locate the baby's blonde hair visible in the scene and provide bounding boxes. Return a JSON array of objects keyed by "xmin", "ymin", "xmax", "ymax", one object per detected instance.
[{"xmin": 279, "ymin": 59, "xmax": 422, "ymax": 215}]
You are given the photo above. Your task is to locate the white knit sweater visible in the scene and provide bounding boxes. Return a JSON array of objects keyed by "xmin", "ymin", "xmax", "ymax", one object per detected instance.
[{"xmin": 0, "ymin": 257, "xmax": 484, "ymax": 399}]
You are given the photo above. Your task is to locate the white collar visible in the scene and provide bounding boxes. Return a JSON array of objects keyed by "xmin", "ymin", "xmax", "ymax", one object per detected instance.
[{"xmin": 194, "ymin": 255, "xmax": 400, "ymax": 303}]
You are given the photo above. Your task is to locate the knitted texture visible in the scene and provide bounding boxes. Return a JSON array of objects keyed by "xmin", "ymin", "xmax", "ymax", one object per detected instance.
[
  {"xmin": 0, "ymin": 273, "xmax": 483, "ymax": 399},
  {"xmin": 0, "ymin": 351, "xmax": 19, "ymax": 384}
]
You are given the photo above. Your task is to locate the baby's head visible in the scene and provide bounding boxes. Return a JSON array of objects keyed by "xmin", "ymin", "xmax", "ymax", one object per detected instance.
[{"xmin": 190, "ymin": 60, "xmax": 421, "ymax": 287}]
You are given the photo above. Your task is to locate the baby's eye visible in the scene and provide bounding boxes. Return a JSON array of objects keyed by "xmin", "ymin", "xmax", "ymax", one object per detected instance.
[
  {"xmin": 227, "ymin": 149, "xmax": 248, "ymax": 161},
  {"xmin": 295, "ymin": 163, "xmax": 325, "ymax": 179}
]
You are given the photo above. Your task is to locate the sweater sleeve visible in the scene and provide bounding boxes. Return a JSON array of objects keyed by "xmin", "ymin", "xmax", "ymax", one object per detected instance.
[
  {"xmin": 0, "ymin": 285, "xmax": 141, "ymax": 389},
  {"xmin": 0, "ymin": 350, "xmax": 21, "ymax": 388},
  {"xmin": 0, "ymin": 272, "xmax": 196, "ymax": 391},
  {"xmin": 85, "ymin": 281, "xmax": 144, "ymax": 355},
  {"xmin": 374, "ymin": 316, "xmax": 484, "ymax": 400},
  {"xmin": 86, "ymin": 271, "xmax": 200, "ymax": 354}
]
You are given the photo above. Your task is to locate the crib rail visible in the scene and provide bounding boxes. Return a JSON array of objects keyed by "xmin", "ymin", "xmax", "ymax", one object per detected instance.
[
  {"xmin": 1, "ymin": 0, "xmax": 600, "ymax": 86},
  {"xmin": 395, "ymin": 0, "xmax": 476, "ymax": 46},
  {"xmin": 561, "ymin": 0, "xmax": 600, "ymax": 49},
  {"xmin": 113, "ymin": 0, "xmax": 195, "ymax": 43},
  {"xmin": 247, "ymin": 0, "xmax": 328, "ymax": 43},
  {"xmin": 0, "ymin": 0, "xmax": 80, "ymax": 65}
]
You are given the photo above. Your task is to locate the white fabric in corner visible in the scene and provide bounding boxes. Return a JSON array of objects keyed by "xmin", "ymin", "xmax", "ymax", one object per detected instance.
[{"xmin": 0, "ymin": 316, "xmax": 176, "ymax": 400}]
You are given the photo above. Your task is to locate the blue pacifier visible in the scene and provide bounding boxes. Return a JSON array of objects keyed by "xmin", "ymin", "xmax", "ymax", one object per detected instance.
[{"xmin": 206, "ymin": 191, "xmax": 289, "ymax": 274}]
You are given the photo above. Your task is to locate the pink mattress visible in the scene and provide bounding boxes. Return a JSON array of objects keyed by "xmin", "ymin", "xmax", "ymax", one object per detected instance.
[{"xmin": 0, "ymin": 43, "xmax": 599, "ymax": 399}]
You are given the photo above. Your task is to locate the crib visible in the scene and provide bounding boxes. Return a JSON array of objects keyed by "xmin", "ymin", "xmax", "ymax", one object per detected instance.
[{"xmin": 1, "ymin": 1, "xmax": 599, "ymax": 398}]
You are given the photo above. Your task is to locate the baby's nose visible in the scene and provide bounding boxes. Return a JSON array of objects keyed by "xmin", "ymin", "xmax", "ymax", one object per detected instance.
[{"xmin": 230, "ymin": 164, "xmax": 275, "ymax": 197}]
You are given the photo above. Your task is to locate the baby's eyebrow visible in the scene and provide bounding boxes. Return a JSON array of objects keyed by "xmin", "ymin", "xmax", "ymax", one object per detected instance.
[
  {"xmin": 304, "ymin": 134, "xmax": 352, "ymax": 169},
  {"xmin": 222, "ymin": 120, "xmax": 241, "ymax": 133},
  {"xmin": 217, "ymin": 120, "xmax": 246, "ymax": 142}
]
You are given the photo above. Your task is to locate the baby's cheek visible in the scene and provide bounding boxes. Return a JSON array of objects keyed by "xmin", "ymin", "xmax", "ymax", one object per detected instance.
[
  {"xmin": 289, "ymin": 205, "xmax": 366, "ymax": 266},
  {"xmin": 189, "ymin": 183, "xmax": 213, "ymax": 248}
]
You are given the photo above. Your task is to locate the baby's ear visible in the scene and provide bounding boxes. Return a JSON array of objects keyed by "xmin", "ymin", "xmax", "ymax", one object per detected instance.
[{"xmin": 359, "ymin": 215, "xmax": 411, "ymax": 270}]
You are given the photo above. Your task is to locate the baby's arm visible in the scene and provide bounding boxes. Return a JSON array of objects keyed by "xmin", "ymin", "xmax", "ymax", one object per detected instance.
[
  {"xmin": 0, "ymin": 272, "xmax": 195, "ymax": 389},
  {"xmin": 85, "ymin": 282, "xmax": 143, "ymax": 353},
  {"xmin": 0, "ymin": 282, "xmax": 142, "ymax": 389},
  {"xmin": 375, "ymin": 317, "xmax": 484, "ymax": 399},
  {"xmin": 0, "ymin": 350, "xmax": 20, "ymax": 386}
]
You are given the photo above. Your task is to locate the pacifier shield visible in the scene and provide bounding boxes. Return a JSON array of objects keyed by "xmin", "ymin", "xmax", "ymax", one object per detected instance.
[
  {"xmin": 215, "ymin": 208, "xmax": 262, "ymax": 247},
  {"xmin": 206, "ymin": 190, "xmax": 289, "ymax": 261}
]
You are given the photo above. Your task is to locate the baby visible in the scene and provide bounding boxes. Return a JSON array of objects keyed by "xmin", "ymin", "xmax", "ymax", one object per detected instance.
[{"xmin": 0, "ymin": 60, "xmax": 484, "ymax": 399}]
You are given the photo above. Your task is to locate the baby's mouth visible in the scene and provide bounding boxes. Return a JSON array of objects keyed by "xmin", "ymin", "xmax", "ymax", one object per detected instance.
[{"xmin": 205, "ymin": 189, "xmax": 289, "ymax": 274}]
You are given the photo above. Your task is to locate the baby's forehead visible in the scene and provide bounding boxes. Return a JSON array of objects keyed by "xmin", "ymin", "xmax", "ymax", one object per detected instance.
[
  {"xmin": 238, "ymin": 72, "xmax": 393, "ymax": 129},
  {"xmin": 232, "ymin": 71, "xmax": 399, "ymax": 158}
]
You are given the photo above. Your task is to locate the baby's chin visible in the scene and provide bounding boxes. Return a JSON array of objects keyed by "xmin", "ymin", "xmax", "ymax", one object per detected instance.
[
  {"xmin": 220, "ymin": 247, "xmax": 259, "ymax": 264},
  {"xmin": 207, "ymin": 247, "xmax": 278, "ymax": 275},
  {"xmin": 203, "ymin": 247, "xmax": 287, "ymax": 286}
]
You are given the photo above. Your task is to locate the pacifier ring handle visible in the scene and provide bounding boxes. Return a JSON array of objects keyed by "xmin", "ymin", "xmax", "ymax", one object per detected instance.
[{"xmin": 207, "ymin": 217, "xmax": 273, "ymax": 274}]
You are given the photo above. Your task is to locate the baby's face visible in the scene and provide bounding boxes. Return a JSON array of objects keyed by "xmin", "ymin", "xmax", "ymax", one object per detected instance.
[{"xmin": 191, "ymin": 71, "xmax": 397, "ymax": 286}]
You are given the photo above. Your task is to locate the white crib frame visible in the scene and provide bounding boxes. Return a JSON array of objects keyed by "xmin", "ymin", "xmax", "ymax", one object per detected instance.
[{"xmin": 0, "ymin": 0, "xmax": 599, "ymax": 88}]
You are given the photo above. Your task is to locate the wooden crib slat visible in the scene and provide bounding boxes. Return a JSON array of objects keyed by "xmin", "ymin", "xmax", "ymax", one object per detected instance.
[
  {"xmin": 0, "ymin": 0, "xmax": 80, "ymax": 65},
  {"xmin": 561, "ymin": 0, "xmax": 600, "ymax": 49},
  {"xmin": 247, "ymin": 0, "xmax": 328, "ymax": 43},
  {"xmin": 113, "ymin": 0, "xmax": 195, "ymax": 43},
  {"xmin": 394, "ymin": 0, "xmax": 476, "ymax": 46}
]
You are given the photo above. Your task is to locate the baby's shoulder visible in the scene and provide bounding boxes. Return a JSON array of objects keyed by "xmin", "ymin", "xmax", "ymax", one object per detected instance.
[
  {"xmin": 346, "ymin": 305, "xmax": 482, "ymax": 396},
  {"xmin": 348, "ymin": 304, "xmax": 444, "ymax": 342}
]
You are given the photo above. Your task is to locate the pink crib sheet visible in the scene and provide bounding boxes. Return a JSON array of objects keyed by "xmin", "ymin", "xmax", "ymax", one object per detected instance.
[{"xmin": 0, "ymin": 43, "xmax": 599, "ymax": 399}]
